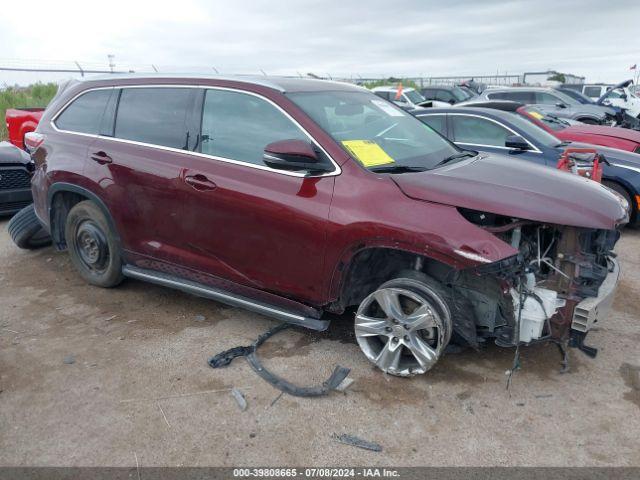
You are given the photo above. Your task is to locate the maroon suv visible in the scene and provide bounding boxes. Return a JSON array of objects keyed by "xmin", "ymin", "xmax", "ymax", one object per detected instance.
[{"xmin": 25, "ymin": 74, "xmax": 626, "ymax": 376}]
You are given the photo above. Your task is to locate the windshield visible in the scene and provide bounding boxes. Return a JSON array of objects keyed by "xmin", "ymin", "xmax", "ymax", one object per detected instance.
[
  {"xmin": 451, "ymin": 87, "xmax": 471, "ymax": 101},
  {"xmin": 288, "ymin": 91, "xmax": 460, "ymax": 171},
  {"xmin": 521, "ymin": 107, "xmax": 571, "ymax": 131},
  {"xmin": 404, "ymin": 89, "xmax": 426, "ymax": 104}
]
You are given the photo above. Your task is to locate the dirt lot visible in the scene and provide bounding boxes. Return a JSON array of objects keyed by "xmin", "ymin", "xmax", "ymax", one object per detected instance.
[{"xmin": 1, "ymin": 218, "xmax": 639, "ymax": 467}]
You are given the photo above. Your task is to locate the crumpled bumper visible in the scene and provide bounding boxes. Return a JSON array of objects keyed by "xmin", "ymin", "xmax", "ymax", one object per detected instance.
[{"xmin": 571, "ymin": 258, "xmax": 620, "ymax": 333}]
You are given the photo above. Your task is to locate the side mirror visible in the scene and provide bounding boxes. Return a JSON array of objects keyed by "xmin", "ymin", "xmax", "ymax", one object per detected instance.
[
  {"xmin": 448, "ymin": 99, "xmax": 456, "ymax": 105},
  {"xmin": 555, "ymin": 102, "xmax": 567, "ymax": 109},
  {"xmin": 505, "ymin": 135, "xmax": 530, "ymax": 150},
  {"xmin": 263, "ymin": 139, "xmax": 329, "ymax": 172}
]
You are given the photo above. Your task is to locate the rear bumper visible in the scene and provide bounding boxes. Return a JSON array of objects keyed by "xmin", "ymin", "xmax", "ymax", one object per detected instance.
[
  {"xmin": 571, "ymin": 258, "xmax": 620, "ymax": 333},
  {"xmin": 0, "ymin": 188, "xmax": 32, "ymax": 216}
]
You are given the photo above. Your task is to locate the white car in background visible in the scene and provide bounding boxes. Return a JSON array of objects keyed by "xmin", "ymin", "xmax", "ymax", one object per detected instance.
[
  {"xmin": 597, "ymin": 79, "xmax": 640, "ymax": 118},
  {"xmin": 371, "ymin": 86, "xmax": 449, "ymax": 110}
]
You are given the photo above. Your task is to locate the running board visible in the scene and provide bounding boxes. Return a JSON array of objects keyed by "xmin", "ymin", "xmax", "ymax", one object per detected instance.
[{"xmin": 122, "ymin": 265, "xmax": 330, "ymax": 331}]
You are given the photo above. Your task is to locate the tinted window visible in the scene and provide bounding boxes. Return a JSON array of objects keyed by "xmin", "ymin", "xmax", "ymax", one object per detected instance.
[
  {"xmin": 535, "ymin": 92, "xmax": 561, "ymax": 104},
  {"xmin": 115, "ymin": 88, "xmax": 193, "ymax": 149},
  {"xmin": 419, "ymin": 114, "xmax": 447, "ymax": 135},
  {"xmin": 487, "ymin": 91, "xmax": 534, "ymax": 103},
  {"xmin": 201, "ymin": 89, "xmax": 308, "ymax": 165},
  {"xmin": 421, "ymin": 89, "xmax": 436, "ymax": 100},
  {"xmin": 583, "ymin": 86, "xmax": 603, "ymax": 98},
  {"xmin": 374, "ymin": 91, "xmax": 390, "ymax": 100},
  {"xmin": 55, "ymin": 89, "xmax": 113, "ymax": 134},
  {"xmin": 435, "ymin": 90, "xmax": 455, "ymax": 103},
  {"xmin": 451, "ymin": 115, "xmax": 511, "ymax": 147}
]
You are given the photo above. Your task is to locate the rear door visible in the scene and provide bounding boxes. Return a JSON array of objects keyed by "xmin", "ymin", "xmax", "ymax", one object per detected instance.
[
  {"xmin": 176, "ymin": 87, "xmax": 336, "ymax": 304},
  {"xmin": 85, "ymin": 86, "xmax": 200, "ymax": 263}
]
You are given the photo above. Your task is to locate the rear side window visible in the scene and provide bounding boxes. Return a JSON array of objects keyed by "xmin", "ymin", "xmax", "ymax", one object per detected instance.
[
  {"xmin": 54, "ymin": 89, "xmax": 113, "ymax": 134},
  {"xmin": 374, "ymin": 91, "xmax": 390, "ymax": 100},
  {"xmin": 115, "ymin": 88, "xmax": 194, "ymax": 149},
  {"xmin": 200, "ymin": 89, "xmax": 308, "ymax": 166},
  {"xmin": 451, "ymin": 115, "xmax": 511, "ymax": 147}
]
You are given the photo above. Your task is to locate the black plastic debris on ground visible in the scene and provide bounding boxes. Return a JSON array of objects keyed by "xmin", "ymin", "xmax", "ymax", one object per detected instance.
[
  {"xmin": 332, "ymin": 433, "xmax": 382, "ymax": 452},
  {"xmin": 208, "ymin": 323, "xmax": 351, "ymax": 398}
]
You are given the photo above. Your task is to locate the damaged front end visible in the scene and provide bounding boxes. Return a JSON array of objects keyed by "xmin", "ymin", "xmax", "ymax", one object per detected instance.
[{"xmin": 452, "ymin": 208, "xmax": 622, "ymax": 358}]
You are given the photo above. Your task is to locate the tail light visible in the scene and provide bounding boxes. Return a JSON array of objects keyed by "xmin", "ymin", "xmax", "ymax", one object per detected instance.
[{"xmin": 24, "ymin": 131, "xmax": 45, "ymax": 152}]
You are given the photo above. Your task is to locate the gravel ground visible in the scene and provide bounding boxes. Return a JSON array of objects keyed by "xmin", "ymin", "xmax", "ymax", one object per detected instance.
[{"xmin": 0, "ymin": 218, "xmax": 639, "ymax": 467}]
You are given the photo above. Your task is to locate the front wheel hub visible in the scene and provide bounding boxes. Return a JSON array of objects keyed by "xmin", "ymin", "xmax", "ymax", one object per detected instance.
[
  {"xmin": 75, "ymin": 221, "xmax": 109, "ymax": 272},
  {"xmin": 355, "ymin": 286, "xmax": 451, "ymax": 376}
]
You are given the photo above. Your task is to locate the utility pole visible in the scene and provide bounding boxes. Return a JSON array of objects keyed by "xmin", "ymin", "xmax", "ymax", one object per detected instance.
[{"xmin": 108, "ymin": 54, "xmax": 115, "ymax": 73}]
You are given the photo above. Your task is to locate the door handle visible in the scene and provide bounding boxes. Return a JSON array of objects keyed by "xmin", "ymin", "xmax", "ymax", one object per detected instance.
[
  {"xmin": 90, "ymin": 151, "xmax": 113, "ymax": 164},
  {"xmin": 185, "ymin": 174, "xmax": 217, "ymax": 191}
]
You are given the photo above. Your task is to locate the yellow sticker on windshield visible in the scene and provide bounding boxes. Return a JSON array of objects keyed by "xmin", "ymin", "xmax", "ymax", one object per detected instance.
[
  {"xmin": 341, "ymin": 140, "xmax": 395, "ymax": 167},
  {"xmin": 528, "ymin": 111, "xmax": 544, "ymax": 120}
]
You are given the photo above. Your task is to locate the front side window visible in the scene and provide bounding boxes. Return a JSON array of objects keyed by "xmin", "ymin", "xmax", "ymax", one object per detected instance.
[
  {"xmin": 200, "ymin": 89, "xmax": 308, "ymax": 165},
  {"xmin": 418, "ymin": 114, "xmax": 447, "ymax": 135},
  {"xmin": 115, "ymin": 88, "xmax": 194, "ymax": 149},
  {"xmin": 535, "ymin": 92, "xmax": 561, "ymax": 105},
  {"xmin": 583, "ymin": 86, "xmax": 602, "ymax": 98},
  {"xmin": 55, "ymin": 89, "xmax": 113, "ymax": 134},
  {"xmin": 289, "ymin": 91, "xmax": 459, "ymax": 171},
  {"xmin": 451, "ymin": 115, "xmax": 512, "ymax": 147}
]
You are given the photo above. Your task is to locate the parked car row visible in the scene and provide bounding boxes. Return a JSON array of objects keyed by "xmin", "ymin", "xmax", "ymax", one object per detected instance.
[{"xmin": 5, "ymin": 74, "xmax": 627, "ymax": 378}]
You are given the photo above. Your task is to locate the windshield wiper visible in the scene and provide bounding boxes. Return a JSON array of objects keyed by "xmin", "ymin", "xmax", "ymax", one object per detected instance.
[
  {"xmin": 432, "ymin": 151, "xmax": 476, "ymax": 169},
  {"xmin": 370, "ymin": 165, "xmax": 428, "ymax": 174}
]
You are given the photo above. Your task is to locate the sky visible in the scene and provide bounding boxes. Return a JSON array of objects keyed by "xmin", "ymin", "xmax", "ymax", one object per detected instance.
[{"xmin": 1, "ymin": 0, "xmax": 638, "ymax": 86}]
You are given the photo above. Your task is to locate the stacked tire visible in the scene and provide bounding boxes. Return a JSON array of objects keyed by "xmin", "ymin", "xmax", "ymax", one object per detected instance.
[{"xmin": 8, "ymin": 204, "xmax": 51, "ymax": 249}]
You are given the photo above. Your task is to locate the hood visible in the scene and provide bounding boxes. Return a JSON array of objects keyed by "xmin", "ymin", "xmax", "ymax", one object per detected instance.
[
  {"xmin": 563, "ymin": 124, "xmax": 640, "ymax": 143},
  {"xmin": 0, "ymin": 141, "xmax": 31, "ymax": 166},
  {"xmin": 392, "ymin": 154, "xmax": 627, "ymax": 230}
]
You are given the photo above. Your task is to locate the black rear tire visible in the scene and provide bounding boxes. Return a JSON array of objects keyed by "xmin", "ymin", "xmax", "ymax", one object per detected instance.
[
  {"xmin": 8, "ymin": 204, "xmax": 52, "ymax": 249},
  {"xmin": 65, "ymin": 200, "xmax": 123, "ymax": 288}
]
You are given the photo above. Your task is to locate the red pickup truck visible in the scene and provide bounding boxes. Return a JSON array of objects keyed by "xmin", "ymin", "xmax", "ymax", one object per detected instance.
[{"xmin": 5, "ymin": 108, "xmax": 44, "ymax": 150}]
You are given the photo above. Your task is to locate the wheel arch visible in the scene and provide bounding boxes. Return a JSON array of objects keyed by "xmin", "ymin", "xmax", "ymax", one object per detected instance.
[
  {"xmin": 327, "ymin": 243, "xmax": 460, "ymax": 313},
  {"xmin": 47, "ymin": 183, "xmax": 120, "ymax": 251}
]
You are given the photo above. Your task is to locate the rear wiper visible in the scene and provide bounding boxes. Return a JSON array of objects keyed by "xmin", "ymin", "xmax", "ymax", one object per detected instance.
[
  {"xmin": 370, "ymin": 164, "xmax": 428, "ymax": 174},
  {"xmin": 432, "ymin": 151, "xmax": 476, "ymax": 168}
]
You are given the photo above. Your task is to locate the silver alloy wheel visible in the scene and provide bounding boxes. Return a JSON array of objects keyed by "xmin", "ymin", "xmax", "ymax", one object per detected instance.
[{"xmin": 355, "ymin": 285, "xmax": 451, "ymax": 376}]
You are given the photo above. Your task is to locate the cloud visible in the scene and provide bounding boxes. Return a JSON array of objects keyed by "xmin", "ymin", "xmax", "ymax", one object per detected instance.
[{"xmin": 1, "ymin": 0, "xmax": 638, "ymax": 85}]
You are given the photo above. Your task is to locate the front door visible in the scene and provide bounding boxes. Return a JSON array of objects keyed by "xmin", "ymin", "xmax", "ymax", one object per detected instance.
[{"xmin": 177, "ymin": 88, "xmax": 336, "ymax": 304}]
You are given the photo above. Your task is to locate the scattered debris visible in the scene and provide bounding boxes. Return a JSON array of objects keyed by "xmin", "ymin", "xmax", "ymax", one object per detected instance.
[
  {"xmin": 194, "ymin": 314, "xmax": 206, "ymax": 322},
  {"xmin": 332, "ymin": 433, "xmax": 382, "ymax": 452},
  {"xmin": 270, "ymin": 391, "xmax": 284, "ymax": 407},
  {"xmin": 249, "ymin": 432, "xmax": 256, "ymax": 438},
  {"xmin": 120, "ymin": 387, "xmax": 248, "ymax": 404},
  {"xmin": 231, "ymin": 388, "xmax": 248, "ymax": 411},
  {"xmin": 516, "ymin": 401, "xmax": 525, "ymax": 406},
  {"xmin": 133, "ymin": 452, "xmax": 141, "ymax": 480},
  {"xmin": 208, "ymin": 323, "xmax": 351, "ymax": 398},
  {"xmin": 335, "ymin": 377, "xmax": 355, "ymax": 393},
  {"xmin": 534, "ymin": 394, "xmax": 553, "ymax": 399},
  {"xmin": 118, "ymin": 336, "xmax": 125, "ymax": 340},
  {"xmin": 157, "ymin": 402, "xmax": 171, "ymax": 428},
  {"xmin": 63, "ymin": 355, "xmax": 75, "ymax": 365},
  {"xmin": 104, "ymin": 315, "xmax": 117, "ymax": 321}
]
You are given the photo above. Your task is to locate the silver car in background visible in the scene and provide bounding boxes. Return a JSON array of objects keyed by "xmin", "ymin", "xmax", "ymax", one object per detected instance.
[{"xmin": 458, "ymin": 86, "xmax": 617, "ymax": 124}]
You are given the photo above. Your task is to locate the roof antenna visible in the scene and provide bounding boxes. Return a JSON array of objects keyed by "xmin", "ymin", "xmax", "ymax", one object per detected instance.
[
  {"xmin": 152, "ymin": 64, "xmax": 159, "ymax": 72},
  {"xmin": 260, "ymin": 69, "xmax": 267, "ymax": 76},
  {"xmin": 212, "ymin": 66, "xmax": 219, "ymax": 74}
]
